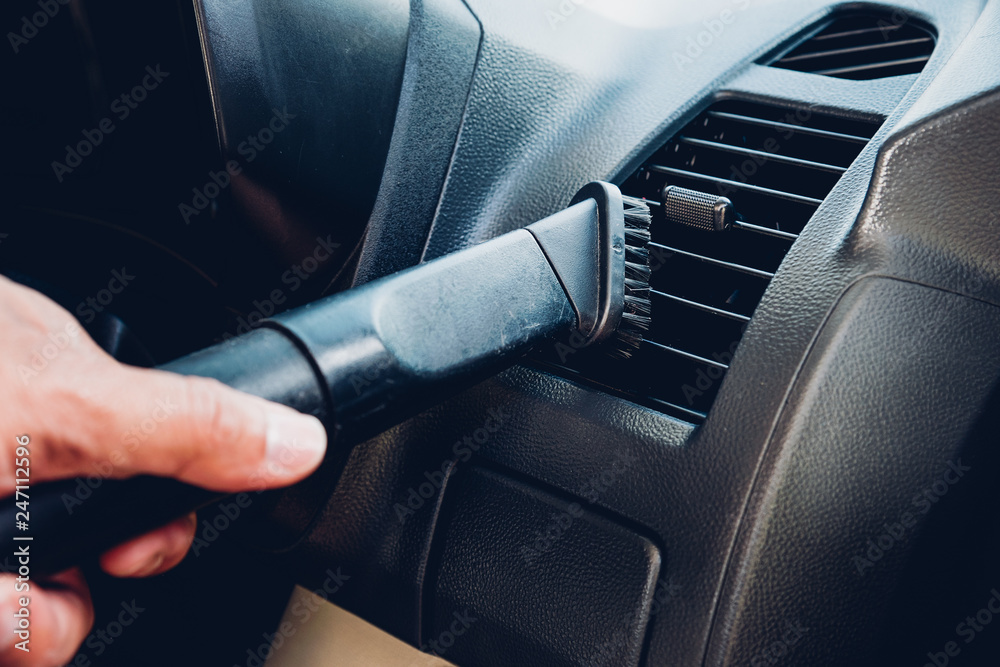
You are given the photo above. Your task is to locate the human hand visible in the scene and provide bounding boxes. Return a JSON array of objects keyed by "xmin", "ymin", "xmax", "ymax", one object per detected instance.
[{"xmin": 0, "ymin": 276, "xmax": 327, "ymax": 666}]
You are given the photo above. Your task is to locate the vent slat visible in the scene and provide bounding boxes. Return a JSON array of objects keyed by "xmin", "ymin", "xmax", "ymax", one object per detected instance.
[
  {"xmin": 768, "ymin": 13, "xmax": 935, "ymax": 80},
  {"xmin": 648, "ymin": 198, "xmax": 798, "ymax": 249},
  {"xmin": 705, "ymin": 111, "xmax": 871, "ymax": 144},
  {"xmin": 812, "ymin": 25, "xmax": 901, "ymax": 42},
  {"xmin": 650, "ymin": 242, "xmax": 776, "ymax": 280},
  {"xmin": 732, "ymin": 221, "xmax": 800, "ymax": 242},
  {"xmin": 647, "ymin": 165, "xmax": 825, "ymax": 207},
  {"xmin": 645, "ymin": 340, "xmax": 730, "ymax": 371},
  {"xmin": 776, "ymin": 36, "xmax": 933, "ymax": 65},
  {"xmin": 652, "ymin": 290, "xmax": 753, "ymax": 323},
  {"xmin": 677, "ymin": 136, "xmax": 847, "ymax": 175},
  {"xmin": 537, "ymin": 99, "xmax": 881, "ymax": 423},
  {"xmin": 814, "ymin": 55, "xmax": 931, "ymax": 78}
]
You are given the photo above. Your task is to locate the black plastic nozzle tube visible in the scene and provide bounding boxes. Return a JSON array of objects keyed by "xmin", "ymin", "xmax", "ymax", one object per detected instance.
[{"xmin": 0, "ymin": 183, "xmax": 627, "ymax": 576}]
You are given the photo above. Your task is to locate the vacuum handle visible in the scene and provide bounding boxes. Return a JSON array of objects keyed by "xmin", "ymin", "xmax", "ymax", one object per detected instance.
[
  {"xmin": 0, "ymin": 328, "xmax": 329, "ymax": 577},
  {"xmin": 2, "ymin": 188, "xmax": 617, "ymax": 576},
  {"xmin": 0, "ymin": 226, "xmax": 569, "ymax": 576}
]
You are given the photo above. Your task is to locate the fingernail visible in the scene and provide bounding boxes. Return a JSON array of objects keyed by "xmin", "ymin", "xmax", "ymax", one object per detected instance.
[
  {"xmin": 132, "ymin": 552, "xmax": 165, "ymax": 578},
  {"xmin": 121, "ymin": 550, "xmax": 165, "ymax": 578},
  {"xmin": 265, "ymin": 408, "xmax": 328, "ymax": 479}
]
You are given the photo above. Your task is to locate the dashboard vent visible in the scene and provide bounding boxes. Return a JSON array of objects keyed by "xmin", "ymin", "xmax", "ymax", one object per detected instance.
[
  {"xmin": 536, "ymin": 100, "xmax": 881, "ymax": 423},
  {"xmin": 769, "ymin": 13, "xmax": 935, "ymax": 80}
]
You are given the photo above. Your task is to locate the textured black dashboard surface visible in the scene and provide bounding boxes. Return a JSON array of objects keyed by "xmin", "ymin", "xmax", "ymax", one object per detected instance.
[
  {"xmin": 271, "ymin": 0, "xmax": 1000, "ymax": 665},
  {"xmin": 22, "ymin": 0, "xmax": 998, "ymax": 663},
  {"xmin": 707, "ymin": 1, "xmax": 1000, "ymax": 660},
  {"xmin": 82, "ymin": 0, "xmax": 998, "ymax": 664},
  {"xmin": 708, "ymin": 278, "xmax": 1000, "ymax": 665},
  {"xmin": 195, "ymin": 0, "xmax": 410, "ymax": 283},
  {"xmin": 353, "ymin": 0, "xmax": 482, "ymax": 285},
  {"xmin": 420, "ymin": 0, "xmax": 979, "ymax": 258},
  {"xmin": 426, "ymin": 465, "xmax": 660, "ymax": 667}
]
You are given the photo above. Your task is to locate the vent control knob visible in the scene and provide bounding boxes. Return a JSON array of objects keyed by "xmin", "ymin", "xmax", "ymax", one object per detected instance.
[{"xmin": 661, "ymin": 185, "xmax": 735, "ymax": 233}]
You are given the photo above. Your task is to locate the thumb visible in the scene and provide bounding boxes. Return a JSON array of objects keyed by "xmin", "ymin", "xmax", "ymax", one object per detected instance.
[
  {"xmin": 0, "ymin": 569, "xmax": 93, "ymax": 667},
  {"xmin": 33, "ymin": 363, "xmax": 328, "ymax": 493}
]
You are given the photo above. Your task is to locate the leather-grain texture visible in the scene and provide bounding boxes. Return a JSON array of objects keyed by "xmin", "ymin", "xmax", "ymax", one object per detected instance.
[
  {"xmin": 426, "ymin": 466, "xmax": 660, "ymax": 667},
  {"xmin": 707, "ymin": 279, "xmax": 1000, "ymax": 665},
  {"xmin": 353, "ymin": 0, "xmax": 482, "ymax": 285},
  {"xmin": 255, "ymin": 0, "xmax": 1000, "ymax": 664}
]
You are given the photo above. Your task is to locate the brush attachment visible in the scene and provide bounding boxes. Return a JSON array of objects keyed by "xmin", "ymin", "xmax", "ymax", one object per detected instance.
[
  {"xmin": 3, "ymin": 181, "xmax": 652, "ymax": 576},
  {"xmin": 615, "ymin": 195, "xmax": 652, "ymax": 359}
]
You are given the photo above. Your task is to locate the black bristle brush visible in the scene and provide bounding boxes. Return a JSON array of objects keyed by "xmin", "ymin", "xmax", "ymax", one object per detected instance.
[
  {"xmin": 615, "ymin": 195, "xmax": 653, "ymax": 358},
  {"xmin": 2, "ymin": 181, "xmax": 652, "ymax": 575}
]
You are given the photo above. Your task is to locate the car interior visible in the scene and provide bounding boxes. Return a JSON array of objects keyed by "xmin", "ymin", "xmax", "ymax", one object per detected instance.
[{"xmin": 4, "ymin": 0, "xmax": 1000, "ymax": 665}]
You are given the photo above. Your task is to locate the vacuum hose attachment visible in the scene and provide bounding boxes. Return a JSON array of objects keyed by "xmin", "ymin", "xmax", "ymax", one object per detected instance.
[{"xmin": 3, "ymin": 182, "xmax": 651, "ymax": 576}]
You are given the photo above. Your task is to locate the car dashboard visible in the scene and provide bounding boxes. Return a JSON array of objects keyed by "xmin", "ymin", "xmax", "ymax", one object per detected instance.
[{"xmin": 4, "ymin": 0, "xmax": 1000, "ymax": 665}]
